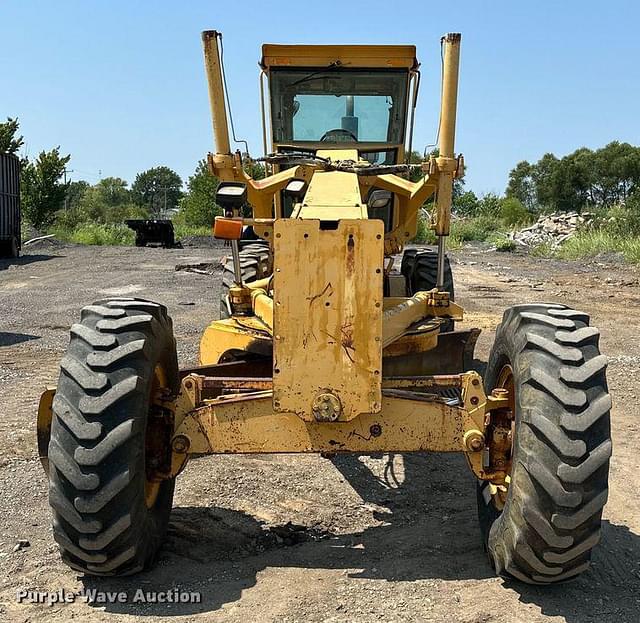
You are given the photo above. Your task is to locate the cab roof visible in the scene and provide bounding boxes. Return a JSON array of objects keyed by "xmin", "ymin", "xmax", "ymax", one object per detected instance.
[{"xmin": 260, "ymin": 44, "xmax": 419, "ymax": 71}]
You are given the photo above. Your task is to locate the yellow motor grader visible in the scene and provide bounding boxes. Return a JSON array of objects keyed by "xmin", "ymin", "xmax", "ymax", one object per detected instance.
[{"xmin": 38, "ymin": 31, "xmax": 611, "ymax": 584}]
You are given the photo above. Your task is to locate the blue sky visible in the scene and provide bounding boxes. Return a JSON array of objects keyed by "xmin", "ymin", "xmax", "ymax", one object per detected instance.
[{"xmin": 1, "ymin": 1, "xmax": 638, "ymax": 194}]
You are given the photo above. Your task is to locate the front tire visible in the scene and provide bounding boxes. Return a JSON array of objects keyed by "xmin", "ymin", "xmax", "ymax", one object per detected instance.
[
  {"xmin": 48, "ymin": 298, "xmax": 179, "ymax": 575},
  {"xmin": 479, "ymin": 304, "xmax": 611, "ymax": 584}
]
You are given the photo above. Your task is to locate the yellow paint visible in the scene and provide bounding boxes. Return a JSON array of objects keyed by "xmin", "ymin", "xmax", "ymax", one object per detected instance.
[
  {"xmin": 272, "ymin": 219, "xmax": 384, "ymax": 421},
  {"xmin": 199, "ymin": 318, "xmax": 272, "ymax": 365},
  {"xmin": 260, "ymin": 44, "xmax": 418, "ymax": 70}
]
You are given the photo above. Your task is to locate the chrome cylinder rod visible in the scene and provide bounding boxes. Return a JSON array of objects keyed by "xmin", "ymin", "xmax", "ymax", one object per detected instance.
[
  {"xmin": 436, "ymin": 235, "xmax": 447, "ymax": 290},
  {"xmin": 231, "ymin": 239, "xmax": 243, "ymax": 285}
]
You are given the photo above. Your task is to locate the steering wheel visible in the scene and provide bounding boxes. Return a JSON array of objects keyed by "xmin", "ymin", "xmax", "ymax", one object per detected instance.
[{"xmin": 320, "ymin": 128, "xmax": 358, "ymax": 142}]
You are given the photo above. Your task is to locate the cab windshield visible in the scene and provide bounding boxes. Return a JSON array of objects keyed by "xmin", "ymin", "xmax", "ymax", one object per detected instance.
[{"xmin": 269, "ymin": 69, "xmax": 409, "ymax": 144}]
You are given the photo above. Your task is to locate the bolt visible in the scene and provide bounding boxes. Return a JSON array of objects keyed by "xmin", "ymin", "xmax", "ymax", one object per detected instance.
[
  {"xmin": 369, "ymin": 424, "xmax": 382, "ymax": 437},
  {"xmin": 470, "ymin": 396, "xmax": 479, "ymax": 406},
  {"xmin": 312, "ymin": 392, "xmax": 342, "ymax": 422},
  {"xmin": 464, "ymin": 430, "xmax": 485, "ymax": 452},
  {"xmin": 185, "ymin": 380, "xmax": 193, "ymax": 390},
  {"xmin": 171, "ymin": 435, "xmax": 190, "ymax": 454},
  {"xmin": 472, "ymin": 378, "xmax": 480, "ymax": 387}
]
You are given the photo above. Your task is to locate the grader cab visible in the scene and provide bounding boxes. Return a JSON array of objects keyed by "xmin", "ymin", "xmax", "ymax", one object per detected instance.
[{"xmin": 38, "ymin": 31, "xmax": 612, "ymax": 584}]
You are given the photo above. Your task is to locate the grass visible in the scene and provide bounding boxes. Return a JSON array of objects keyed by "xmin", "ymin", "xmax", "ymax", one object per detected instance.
[
  {"xmin": 450, "ymin": 215, "xmax": 502, "ymax": 242},
  {"xmin": 556, "ymin": 230, "xmax": 640, "ymax": 263},
  {"xmin": 50, "ymin": 223, "xmax": 215, "ymax": 247},
  {"xmin": 530, "ymin": 241, "xmax": 554, "ymax": 257},
  {"xmin": 414, "ymin": 213, "xmax": 505, "ymax": 251},
  {"xmin": 53, "ymin": 223, "xmax": 135, "ymax": 246},
  {"xmin": 173, "ymin": 224, "xmax": 212, "ymax": 239},
  {"xmin": 488, "ymin": 233, "xmax": 516, "ymax": 252},
  {"xmin": 528, "ymin": 230, "xmax": 640, "ymax": 264}
]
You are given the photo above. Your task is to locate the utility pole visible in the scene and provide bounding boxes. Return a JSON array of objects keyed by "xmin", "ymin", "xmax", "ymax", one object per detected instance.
[
  {"xmin": 155, "ymin": 187, "xmax": 172, "ymax": 218},
  {"xmin": 62, "ymin": 168, "xmax": 74, "ymax": 210}
]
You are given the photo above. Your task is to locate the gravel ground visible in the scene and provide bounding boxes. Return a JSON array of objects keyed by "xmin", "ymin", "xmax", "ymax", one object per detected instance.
[{"xmin": 0, "ymin": 242, "xmax": 639, "ymax": 623}]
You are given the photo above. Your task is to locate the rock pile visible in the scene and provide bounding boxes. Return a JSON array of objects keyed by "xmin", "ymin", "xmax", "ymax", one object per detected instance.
[{"xmin": 513, "ymin": 212, "xmax": 592, "ymax": 248}]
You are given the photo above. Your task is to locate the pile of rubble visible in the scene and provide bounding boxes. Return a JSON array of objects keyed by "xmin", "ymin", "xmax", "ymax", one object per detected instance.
[{"xmin": 513, "ymin": 212, "xmax": 592, "ymax": 248}]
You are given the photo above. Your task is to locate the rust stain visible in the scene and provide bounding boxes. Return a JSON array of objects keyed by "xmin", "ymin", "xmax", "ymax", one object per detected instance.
[
  {"xmin": 340, "ymin": 320, "xmax": 356, "ymax": 363},
  {"xmin": 307, "ymin": 282, "xmax": 333, "ymax": 306},
  {"xmin": 319, "ymin": 329, "xmax": 338, "ymax": 346},
  {"xmin": 346, "ymin": 234, "xmax": 355, "ymax": 276}
]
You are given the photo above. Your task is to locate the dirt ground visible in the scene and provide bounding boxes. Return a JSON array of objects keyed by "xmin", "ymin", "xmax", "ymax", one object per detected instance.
[{"xmin": 1, "ymin": 241, "xmax": 639, "ymax": 623}]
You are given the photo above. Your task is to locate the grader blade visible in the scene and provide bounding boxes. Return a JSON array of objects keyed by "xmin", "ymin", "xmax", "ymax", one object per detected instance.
[{"xmin": 383, "ymin": 328, "xmax": 480, "ymax": 376}]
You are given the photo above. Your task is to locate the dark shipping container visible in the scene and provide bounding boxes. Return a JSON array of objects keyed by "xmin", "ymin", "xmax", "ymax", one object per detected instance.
[{"xmin": 0, "ymin": 152, "xmax": 21, "ymax": 258}]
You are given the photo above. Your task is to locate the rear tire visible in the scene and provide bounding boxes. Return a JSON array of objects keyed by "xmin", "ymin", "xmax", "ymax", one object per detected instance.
[
  {"xmin": 48, "ymin": 298, "xmax": 179, "ymax": 575},
  {"xmin": 0, "ymin": 236, "xmax": 19, "ymax": 258},
  {"xmin": 402, "ymin": 247, "xmax": 455, "ymax": 332},
  {"xmin": 220, "ymin": 241, "xmax": 271, "ymax": 319},
  {"xmin": 9, "ymin": 235, "xmax": 19, "ymax": 258},
  {"xmin": 478, "ymin": 304, "xmax": 611, "ymax": 584}
]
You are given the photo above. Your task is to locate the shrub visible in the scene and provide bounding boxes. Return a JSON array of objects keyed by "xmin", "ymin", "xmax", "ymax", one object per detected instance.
[
  {"xmin": 556, "ymin": 230, "xmax": 640, "ymax": 262},
  {"xmin": 499, "ymin": 197, "xmax": 532, "ymax": 227},
  {"xmin": 173, "ymin": 223, "xmax": 212, "ymax": 240},
  {"xmin": 54, "ymin": 223, "xmax": 134, "ymax": 246},
  {"xmin": 476, "ymin": 193, "xmax": 502, "ymax": 216},
  {"xmin": 600, "ymin": 202, "xmax": 640, "ymax": 237},
  {"xmin": 487, "ymin": 232, "xmax": 516, "ymax": 251},
  {"xmin": 453, "ymin": 190, "xmax": 479, "ymax": 216},
  {"xmin": 413, "ymin": 212, "xmax": 437, "ymax": 244},
  {"xmin": 451, "ymin": 214, "xmax": 501, "ymax": 242},
  {"xmin": 530, "ymin": 241, "xmax": 554, "ymax": 257}
]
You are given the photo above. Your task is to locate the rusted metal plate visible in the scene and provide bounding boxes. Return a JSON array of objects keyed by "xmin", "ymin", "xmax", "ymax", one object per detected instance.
[
  {"xmin": 273, "ymin": 219, "xmax": 384, "ymax": 421},
  {"xmin": 176, "ymin": 394, "xmax": 465, "ymax": 453}
]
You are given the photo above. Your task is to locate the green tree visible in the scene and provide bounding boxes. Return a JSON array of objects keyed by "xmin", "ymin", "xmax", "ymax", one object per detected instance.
[
  {"xmin": 242, "ymin": 155, "xmax": 266, "ymax": 181},
  {"xmin": 532, "ymin": 153, "xmax": 560, "ymax": 211},
  {"xmin": 65, "ymin": 180, "xmax": 90, "ymax": 211},
  {"xmin": 56, "ymin": 181, "xmax": 147, "ymax": 231},
  {"xmin": 453, "ymin": 190, "xmax": 479, "ymax": 216},
  {"xmin": 95, "ymin": 177, "xmax": 130, "ymax": 206},
  {"xmin": 21, "ymin": 148, "xmax": 71, "ymax": 229},
  {"xmin": 407, "ymin": 149, "xmax": 425, "ymax": 182},
  {"xmin": 178, "ymin": 160, "xmax": 220, "ymax": 226},
  {"xmin": 591, "ymin": 142, "xmax": 640, "ymax": 207},
  {"xmin": 500, "ymin": 197, "xmax": 531, "ymax": 226},
  {"xmin": 510, "ymin": 143, "xmax": 640, "ymax": 214},
  {"xmin": 506, "ymin": 160, "xmax": 536, "ymax": 210},
  {"xmin": 0, "ymin": 117, "xmax": 23, "ymax": 155},
  {"xmin": 131, "ymin": 166, "xmax": 182, "ymax": 216},
  {"xmin": 477, "ymin": 192, "xmax": 502, "ymax": 216}
]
